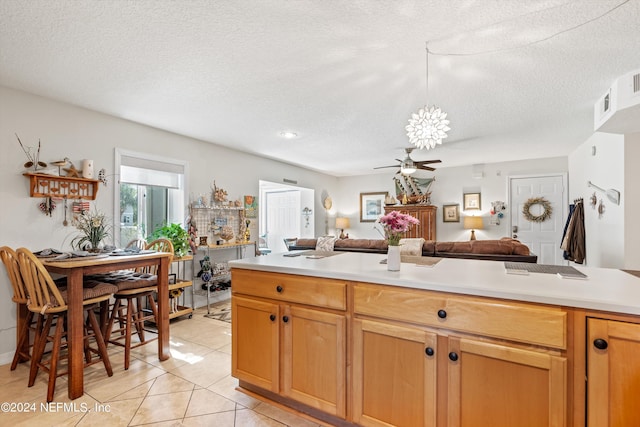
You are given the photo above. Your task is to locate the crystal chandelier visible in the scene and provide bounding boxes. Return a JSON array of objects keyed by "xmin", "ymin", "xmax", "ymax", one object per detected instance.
[{"xmin": 406, "ymin": 45, "xmax": 450, "ymax": 150}]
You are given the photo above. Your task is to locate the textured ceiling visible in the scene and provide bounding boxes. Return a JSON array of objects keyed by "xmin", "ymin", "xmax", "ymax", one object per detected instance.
[{"xmin": 1, "ymin": 0, "xmax": 639, "ymax": 177}]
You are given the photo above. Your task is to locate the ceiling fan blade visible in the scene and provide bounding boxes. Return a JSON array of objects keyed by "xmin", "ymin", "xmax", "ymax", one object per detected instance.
[
  {"xmin": 374, "ymin": 165, "xmax": 400, "ymax": 169},
  {"xmin": 418, "ymin": 165, "xmax": 437, "ymax": 171},
  {"xmin": 415, "ymin": 159, "xmax": 442, "ymax": 166}
]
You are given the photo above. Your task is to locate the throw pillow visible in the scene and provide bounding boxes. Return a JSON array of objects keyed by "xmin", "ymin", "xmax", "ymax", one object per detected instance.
[
  {"xmin": 399, "ymin": 238, "xmax": 425, "ymax": 256},
  {"xmin": 316, "ymin": 236, "xmax": 337, "ymax": 251}
]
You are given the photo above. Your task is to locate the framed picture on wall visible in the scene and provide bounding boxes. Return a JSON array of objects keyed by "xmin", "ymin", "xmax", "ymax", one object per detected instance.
[
  {"xmin": 244, "ymin": 195, "xmax": 257, "ymax": 218},
  {"xmin": 443, "ymin": 204, "xmax": 460, "ymax": 222},
  {"xmin": 463, "ymin": 193, "xmax": 481, "ymax": 210},
  {"xmin": 360, "ymin": 192, "xmax": 386, "ymax": 222}
]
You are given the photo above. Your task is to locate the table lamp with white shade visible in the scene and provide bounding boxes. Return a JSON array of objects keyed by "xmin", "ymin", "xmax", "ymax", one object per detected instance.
[
  {"xmin": 463, "ymin": 216, "xmax": 483, "ymax": 240},
  {"xmin": 336, "ymin": 217, "xmax": 350, "ymax": 239}
]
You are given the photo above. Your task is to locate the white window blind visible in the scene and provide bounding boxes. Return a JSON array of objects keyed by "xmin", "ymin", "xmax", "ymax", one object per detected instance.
[{"xmin": 119, "ymin": 155, "xmax": 184, "ymax": 189}]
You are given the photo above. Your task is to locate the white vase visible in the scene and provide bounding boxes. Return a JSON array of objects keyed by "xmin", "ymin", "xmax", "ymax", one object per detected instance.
[{"xmin": 387, "ymin": 245, "xmax": 401, "ymax": 271}]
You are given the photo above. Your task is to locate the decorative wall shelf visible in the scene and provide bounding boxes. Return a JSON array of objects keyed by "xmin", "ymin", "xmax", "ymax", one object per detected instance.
[{"xmin": 24, "ymin": 172, "xmax": 100, "ymax": 200}]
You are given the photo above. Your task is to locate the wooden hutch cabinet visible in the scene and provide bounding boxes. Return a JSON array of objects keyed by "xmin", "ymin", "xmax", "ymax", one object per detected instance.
[{"xmin": 384, "ymin": 204, "xmax": 436, "ymax": 241}]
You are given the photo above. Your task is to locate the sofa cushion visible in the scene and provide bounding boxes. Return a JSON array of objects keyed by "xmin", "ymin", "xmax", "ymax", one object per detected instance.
[
  {"xmin": 399, "ymin": 238, "xmax": 425, "ymax": 256},
  {"xmin": 500, "ymin": 237, "xmax": 531, "ymax": 255},
  {"xmin": 436, "ymin": 241, "xmax": 473, "ymax": 253},
  {"xmin": 335, "ymin": 239, "xmax": 388, "ymax": 251},
  {"xmin": 422, "ymin": 240, "xmax": 436, "ymax": 256},
  {"xmin": 470, "ymin": 240, "xmax": 514, "ymax": 255},
  {"xmin": 316, "ymin": 236, "xmax": 337, "ymax": 251},
  {"xmin": 294, "ymin": 238, "xmax": 317, "ymax": 249}
]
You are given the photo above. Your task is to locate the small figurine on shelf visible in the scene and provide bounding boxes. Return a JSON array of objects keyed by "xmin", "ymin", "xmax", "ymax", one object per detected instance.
[
  {"xmin": 198, "ymin": 255, "xmax": 213, "ymax": 289},
  {"xmin": 169, "ymin": 288, "xmax": 183, "ymax": 313},
  {"xmin": 211, "ymin": 181, "xmax": 228, "ymax": 205},
  {"xmin": 220, "ymin": 225, "xmax": 234, "ymax": 242},
  {"xmin": 244, "ymin": 219, "xmax": 251, "ymax": 242}
]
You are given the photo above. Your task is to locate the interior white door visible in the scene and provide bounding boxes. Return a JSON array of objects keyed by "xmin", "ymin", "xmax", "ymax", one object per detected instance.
[
  {"xmin": 265, "ymin": 190, "xmax": 301, "ymax": 253},
  {"xmin": 509, "ymin": 174, "xmax": 567, "ymax": 265}
]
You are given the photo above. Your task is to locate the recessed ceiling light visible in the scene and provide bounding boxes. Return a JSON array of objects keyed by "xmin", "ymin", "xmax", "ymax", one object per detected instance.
[{"xmin": 279, "ymin": 131, "xmax": 298, "ymax": 139}]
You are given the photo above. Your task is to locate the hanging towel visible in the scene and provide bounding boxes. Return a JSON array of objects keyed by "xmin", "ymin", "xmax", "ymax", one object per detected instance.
[
  {"xmin": 561, "ymin": 203, "xmax": 576, "ymax": 260},
  {"xmin": 565, "ymin": 199, "xmax": 586, "ymax": 264}
]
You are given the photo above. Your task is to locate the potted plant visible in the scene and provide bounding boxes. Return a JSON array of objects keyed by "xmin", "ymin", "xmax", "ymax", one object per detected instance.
[
  {"xmin": 71, "ymin": 208, "xmax": 112, "ymax": 252},
  {"xmin": 148, "ymin": 222, "xmax": 190, "ymax": 257}
]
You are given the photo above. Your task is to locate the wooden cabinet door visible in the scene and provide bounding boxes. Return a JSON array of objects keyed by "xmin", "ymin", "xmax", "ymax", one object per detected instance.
[
  {"xmin": 447, "ymin": 336, "xmax": 566, "ymax": 427},
  {"xmin": 352, "ymin": 319, "xmax": 437, "ymax": 427},
  {"xmin": 231, "ymin": 296, "xmax": 280, "ymax": 393},
  {"xmin": 384, "ymin": 205, "xmax": 436, "ymax": 240},
  {"xmin": 588, "ymin": 318, "xmax": 640, "ymax": 427},
  {"xmin": 282, "ymin": 305, "xmax": 346, "ymax": 418}
]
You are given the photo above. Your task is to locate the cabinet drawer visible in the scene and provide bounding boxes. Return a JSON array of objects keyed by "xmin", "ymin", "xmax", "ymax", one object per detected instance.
[
  {"xmin": 353, "ymin": 283, "xmax": 566, "ymax": 349},
  {"xmin": 354, "ymin": 284, "xmax": 446, "ymax": 326},
  {"xmin": 444, "ymin": 298, "xmax": 567, "ymax": 349},
  {"xmin": 232, "ymin": 269, "xmax": 346, "ymax": 310}
]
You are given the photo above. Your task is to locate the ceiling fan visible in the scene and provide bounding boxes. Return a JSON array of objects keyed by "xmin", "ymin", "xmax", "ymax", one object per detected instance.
[{"xmin": 374, "ymin": 147, "xmax": 441, "ymax": 175}]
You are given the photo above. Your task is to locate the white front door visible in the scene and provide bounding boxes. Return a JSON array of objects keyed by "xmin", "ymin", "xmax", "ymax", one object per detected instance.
[{"xmin": 509, "ymin": 174, "xmax": 567, "ymax": 265}]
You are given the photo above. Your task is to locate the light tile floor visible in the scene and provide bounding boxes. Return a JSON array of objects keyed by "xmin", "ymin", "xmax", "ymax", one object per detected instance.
[{"xmin": 0, "ymin": 306, "xmax": 324, "ymax": 427}]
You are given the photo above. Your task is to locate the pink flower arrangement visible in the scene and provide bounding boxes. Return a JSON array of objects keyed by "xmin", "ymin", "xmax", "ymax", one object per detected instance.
[{"xmin": 378, "ymin": 211, "xmax": 420, "ymax": 246}]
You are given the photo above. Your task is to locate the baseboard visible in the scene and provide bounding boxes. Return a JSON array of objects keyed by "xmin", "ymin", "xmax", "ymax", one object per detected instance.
[{"xmin": 0, "ymin": 350, "xmax": 14, "ymax": 367}]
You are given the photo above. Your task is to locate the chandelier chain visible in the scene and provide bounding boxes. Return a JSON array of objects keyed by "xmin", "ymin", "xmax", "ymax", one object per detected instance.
[{"xmin": 425, "ymin": 43, "xmax": 429, "ymax": 104}]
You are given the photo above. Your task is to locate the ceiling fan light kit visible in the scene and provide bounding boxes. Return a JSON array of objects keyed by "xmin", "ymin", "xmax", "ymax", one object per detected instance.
[
  {"xmin": 374, "ymin": 147, "xmax": 442, "ymax": 175},
  {"xmin": 400, "ymin": 158, "xmax": 417, "ymax": 175}
]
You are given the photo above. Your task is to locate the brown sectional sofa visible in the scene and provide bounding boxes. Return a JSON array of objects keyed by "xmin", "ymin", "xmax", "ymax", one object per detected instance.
[{"xmin": 289, "ymin": 237, "xmax": 537, "ymax": 263}]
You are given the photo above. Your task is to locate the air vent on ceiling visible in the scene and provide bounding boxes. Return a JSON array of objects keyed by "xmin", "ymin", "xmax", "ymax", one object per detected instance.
[{"xmin": 633, "ymin": 72, "xmax": 640, "ymax": 94}]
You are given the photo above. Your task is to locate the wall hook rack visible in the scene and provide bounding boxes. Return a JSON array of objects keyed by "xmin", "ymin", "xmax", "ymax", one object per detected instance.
[{"xmin": 587, "ymin": 181, "xmax": 620, "ymax": 205}]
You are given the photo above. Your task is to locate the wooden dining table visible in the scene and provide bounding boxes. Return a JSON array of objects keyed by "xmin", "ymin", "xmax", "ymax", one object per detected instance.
[{"xmin": 41, "ymin": 251, "xmax": 172, "ymax": 400}]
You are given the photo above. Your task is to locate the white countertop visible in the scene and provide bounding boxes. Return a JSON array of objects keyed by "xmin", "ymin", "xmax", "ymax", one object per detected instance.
[{"xmin": 229, "ymin": 252, "xmax": 640, "ymax": 316}]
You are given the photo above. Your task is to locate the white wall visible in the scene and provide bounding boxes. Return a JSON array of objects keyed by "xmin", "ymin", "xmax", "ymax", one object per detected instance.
[
  {"xmin": 624, "ymin": 132, "xmax": 640, "ymax": 269},
  {"xmin": 336, "ymin": 157, "xmax": 568, "ymax": 242},
  {"xmin": 568, "ymin": 132, "xmax": 625, "ymax": 268},
  {"xmin": 0, "ymin": 86, "xmax": 339, "ymax": 362}
]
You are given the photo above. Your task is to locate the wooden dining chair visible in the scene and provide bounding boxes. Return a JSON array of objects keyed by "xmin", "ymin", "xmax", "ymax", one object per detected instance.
[
  {"xmin": 0, "ymin": 246, "xmax": 36, "ymax": 371},
  {"xmin": 16, "ymin": 248, "xmax": 116, "ymax": 402},
  {"xmin": 104, "ymin": 238, "xmax": 174, "ymax": 369},
  {"xmin": 125, "ymin": 238, "xmax": 147, "ymax": 251}
]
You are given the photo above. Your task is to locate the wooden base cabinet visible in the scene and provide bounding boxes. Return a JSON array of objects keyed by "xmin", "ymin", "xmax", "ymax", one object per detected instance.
[
  {"xmin": 447, "ymin": 336, "xmax": 566, "ymax": 427},
  {"xmin": 232, "ymin": 296, "xmax": 280, "ymax": 393},
  {"xmin": 231, "ymin": 270, "xmax": 348, "ymax": 419},
  {"xmin": 233, "ymin": 273, "xmax": 574, "ymax": 427},
  {"xmin": 587, "ymin": 317, "xmax": 640, "ymax": 427},
  {"xmin": 353, "ymin": 282, "xmax": 568, "ymax": 427},
  {"xmin": 352, "ymin": 319, "xmax": 437, "ymax": 427},
  {"xmin": 283, "ymin": 305, "xmax": 346, "ymax": 417}
]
